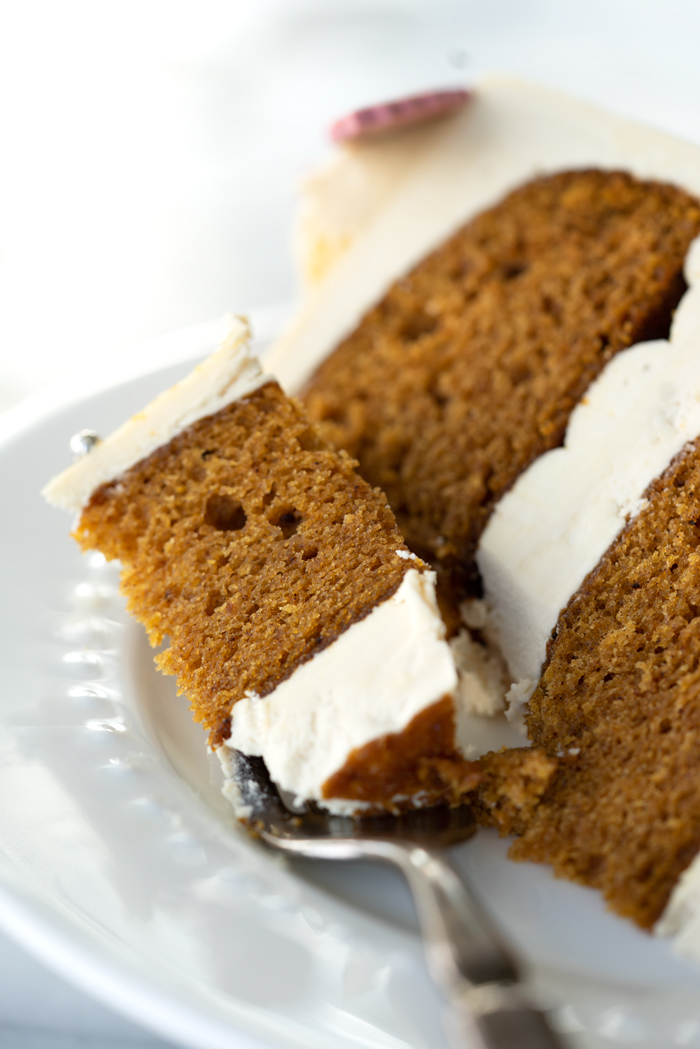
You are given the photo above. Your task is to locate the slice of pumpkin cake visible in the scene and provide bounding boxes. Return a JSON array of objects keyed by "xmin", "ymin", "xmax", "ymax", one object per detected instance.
[
  {"xmin": 264, "ymin": 78, "xmax": 700, "ymax": 953},
  {"xmin": 472, "ymin": 238, "xmax": 700, "ymax": 950},
  {"xmin": 300, "ymin": 167, "xmax": 700, "ymax": 604},
  {"xmin": 268, "ymin": 79, "xmax": 700, "ymax": 613},
  {"xmin": 43, "ymin": 319, "xmax": 482, "ymax": 815}
]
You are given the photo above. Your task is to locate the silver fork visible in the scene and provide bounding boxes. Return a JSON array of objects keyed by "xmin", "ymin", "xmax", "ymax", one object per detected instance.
[{"xmin": 231, "ymin": 752, "xmax": 565, "ymax": 1049}]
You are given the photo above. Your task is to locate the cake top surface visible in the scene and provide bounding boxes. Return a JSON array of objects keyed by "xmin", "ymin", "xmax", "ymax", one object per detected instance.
[
  {"xmin": 43, "ymin": 316, "xmax": 271, "ymax": 513},
  {"xmin": 268, "ymin": 76, "xmax": 700, "ymax": 394}
]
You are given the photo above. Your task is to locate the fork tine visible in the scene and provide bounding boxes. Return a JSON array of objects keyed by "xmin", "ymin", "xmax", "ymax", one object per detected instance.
[
  {"xmin": 230, "ymin": 748, "xmax": 478, "ymax": 846},
  {"xmin": 227, "ymin": 749, "xmax": 565, "ymax": 1048}
]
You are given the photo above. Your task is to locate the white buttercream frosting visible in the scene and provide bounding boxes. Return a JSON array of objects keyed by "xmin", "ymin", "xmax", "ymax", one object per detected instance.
[
  {"xmin": 43, "ymin": 316, "xmax": 271, "ymax": 513},
  {"xmin": 268, "ymin": 76, "xmax": 700, "ymax": 394},
  {"xmin": 655, "ymin": 855, "xmax": 700, "ymax": 954},
  {"xmin": 266, "ymin": 77, "xmax": 700, "ymax": 950},
  {"xmin": 296, "ymin": 119, "xmax": 453, "ymax": 288},
  {"xmin": 478, "ymin": 236, "xmax": 700, "ymax": 697},
  {"xmin": 476, "ymin": 240, "xmax": 700, "ymax": 950},
  {"xmin": 449, "ymin": 630, "xmax": 507, "ymax": 717},
  {"xmin": 223, "ymin": 568, "xmax": 458, "ymax": 814}
]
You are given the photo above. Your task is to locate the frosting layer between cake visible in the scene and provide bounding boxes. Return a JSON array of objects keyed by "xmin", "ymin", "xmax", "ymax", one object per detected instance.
[
  {"xmin": 224, "ymin": 567, "xmax": 457, "ymax": 813},
  {"xmin": 267, "ymin": 77, "xmax": 700, "ymax": 949},
  {"xmin": 479, "ymin": 236, "xmax": 700, "ymax": 709},
  {"xmin": 476, "ymin": 238, "xmax": 700, "ymax": 952}
]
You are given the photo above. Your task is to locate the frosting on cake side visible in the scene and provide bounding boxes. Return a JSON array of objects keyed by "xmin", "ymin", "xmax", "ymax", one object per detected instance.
[
  {"xmin": 43, "ymin": 316, "xmax": 270, "ymax": 513},
  {"xmin": 268, "ymin": 76, "xmax": 700, "ymax": 395}
]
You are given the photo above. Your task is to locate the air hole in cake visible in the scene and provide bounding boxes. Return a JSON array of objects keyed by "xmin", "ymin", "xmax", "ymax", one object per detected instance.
[
  {"xmin": 301, "ymin": 545, "xmax": 318, "ymax": 561},
  {"xmin": 205, "ymin": 591, "xmax": 225, "ymax": 616},
  {"xmin": 205, "ymin": 493, "xmax": 246, "ymax": 532},
  {"xmin": 541, "ymin": 293, "xmax": 562, "ymax": 321},
  {"xmin": 426, "ymin": 376, "xmax": 450, "ymax": 408},
  {"xmin": 201, "ymin": 449, "xmax": 216, "ymax": 461},
  {"xmin": 399, "ymin": 311, "xmax": 437, "ymax": 342},
  {"xmin": 269, "ymin": 506, "xmax": 302, "ymax": 539},
  {"xmin": 509, "ymin": 364, "xmax": 533, "ymax": 386},
  {"xmin": 501, "ymin": 261, "xmax": 527, "ymax": 280},
  {"xmin": 447, "ymin": 258, "xmax": 472, "ymax": 281},
  {"xmin": 262, "ymin": 487, "xmax": 277, "ymax": 508},
  {"xmin": 297, "ymin": 427, "xmax": 322, "ymax": 452},
  {"xmin": 586, "ymin": 855, "xmax": 607, "ymax": 878},
  {"xmin": 660, "ymin": 718, "xmax": 672, "ymax": 734},
  {"xmin": 603, "ymin": 672, "xmax": 614, "ymax": 682}
]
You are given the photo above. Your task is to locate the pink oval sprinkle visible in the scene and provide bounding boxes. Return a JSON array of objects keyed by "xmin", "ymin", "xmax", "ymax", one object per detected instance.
[{"xmin": 329, "ymin": 88, "xmax": 471, "ymax": 144}]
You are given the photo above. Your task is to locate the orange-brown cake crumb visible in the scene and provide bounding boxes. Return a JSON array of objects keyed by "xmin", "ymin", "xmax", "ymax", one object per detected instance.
[
  {"xmin": 503, "ymin": 436, "xmax": 700, "ymax": 928},
  {"xmin": 75, "ymin": 381, "xmax": 417, "ymax": 747},
  {"xmin": 302, "ymin": 170, "xmax": 700, "ymax": 600},
  {"xmin": 470, "ymin": 748, "xmax": 559, "ymax": 837},
  {"xmin": 322, "ymin": 695, "xmax": 481, "ymax": 811}
]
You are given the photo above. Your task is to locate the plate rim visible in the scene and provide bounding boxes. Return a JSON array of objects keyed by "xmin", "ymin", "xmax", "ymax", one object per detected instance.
[{"xmin": 4, "ymin": 320, "xmax": 700, "ymax": 1049}]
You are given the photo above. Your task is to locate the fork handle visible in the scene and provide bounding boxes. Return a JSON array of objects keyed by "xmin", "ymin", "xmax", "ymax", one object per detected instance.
[
  {"xmin": 450, "ymin": 984, "xmax": 566, "ymax": 1049},
  {"xmin": 399, "ymin": 845, "xmax": 565, "ymax": 1049}
]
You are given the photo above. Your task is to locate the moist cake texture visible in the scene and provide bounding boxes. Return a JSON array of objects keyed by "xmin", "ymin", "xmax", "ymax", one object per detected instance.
[
  {"xmin": 503, "ymin": 436, "xmax": 700, "ymax": 929},
  {"xmin": 467, "ymin": 231, "xmax": 700, "ymax": 939},
  {"xmin": 46, "ymin": 324, "xmax": 481, "ymax": 813},
  {"xmin": 478, "ymin": 235, "xmax": 700, "ymax": 706},
  {"xmin": 74, "ymin": 379, "xmax": 416, "ymax": 748},
  {"xmin": 302, "ymin": 169, "xmax": 700, "ymax": 599},
  {"xmin": 261, "ymin": 78, "xmax": 700, "ymax": 948}
]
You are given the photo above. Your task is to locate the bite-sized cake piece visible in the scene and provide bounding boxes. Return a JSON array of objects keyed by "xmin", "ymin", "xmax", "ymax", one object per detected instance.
[
  {"xmin": 43, "ymin": 320, "xmax": 482, "ymax": 815},
  {"xmin": 269, "ymin": 79, "xmax": 700, "ymax": 607}
]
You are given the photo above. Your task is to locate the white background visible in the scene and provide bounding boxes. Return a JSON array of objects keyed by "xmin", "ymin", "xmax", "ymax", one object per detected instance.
[{"xmin": 2, "ymin": 1, "xmax": 700, "ymax": 1046}]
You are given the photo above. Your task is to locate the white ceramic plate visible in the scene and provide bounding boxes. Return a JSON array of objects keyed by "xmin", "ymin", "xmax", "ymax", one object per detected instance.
[{"xmin": 3, "ymin": 327, "xmax": 700, "ymax": 1049}]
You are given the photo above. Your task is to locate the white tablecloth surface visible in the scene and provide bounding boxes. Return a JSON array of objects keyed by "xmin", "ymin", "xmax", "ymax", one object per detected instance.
[{"xmin": 2, "ymin": 2, "xmax": 700, "ymax": 1046}]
